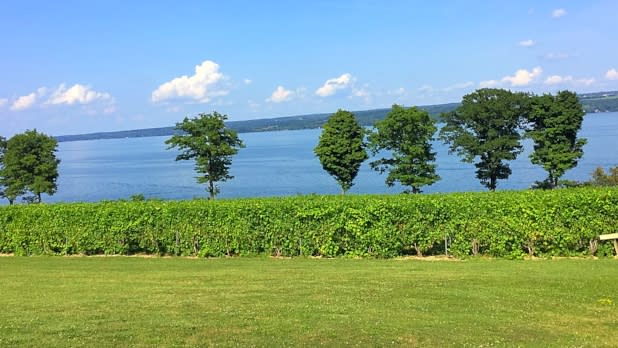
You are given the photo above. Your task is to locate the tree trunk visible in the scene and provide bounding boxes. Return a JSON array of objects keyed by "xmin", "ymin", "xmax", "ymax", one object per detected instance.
[
  {"xmin": 589, "ymin": 239, "xmax": 598, "ymax": 255},
  {"xmin": 548, "ymin": 173, "xmax": 557, "ymax": 189},
  {"xmin": 552, "ymin": 175, "xmax": 559, "ymax": 189},
  {"xmin": 490, "ymin": 176, "xmax": 497, "ymax": 191},
  {"xmin": 209, "ymin": 180, "xmax": 215, "ymax": 200},
  {"xmin": 413, "ymin": 243, "xmax": 422, "ymax": 257},
  {"xmin": 471, "ymin": 239, "xmax": 479, "ymax": 256},
  {"xmin": 37, "ymin": 192, "xmax": 42, "ymax": 203}
]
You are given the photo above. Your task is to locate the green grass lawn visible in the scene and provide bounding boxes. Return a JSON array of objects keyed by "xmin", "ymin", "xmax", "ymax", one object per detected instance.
[{"xmin": 0, "ymin": 257, "xmax": 616, "ymax": 347}]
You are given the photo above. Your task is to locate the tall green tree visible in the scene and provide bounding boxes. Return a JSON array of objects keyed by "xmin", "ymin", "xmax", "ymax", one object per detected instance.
[
  {"xmin": 368, "ymin": 104, "xmax": 440, "ymax": 194},
  {"xmin": 314, "ymin": 109, "xmax": 368, "ymax": 194},
  {"xmin": 0, "ymin": 136, "xmax": 6, "ymax": 201},
  {"xmin": 1, "ymin": 130, "xmax": 60, "ymax": 204},
  {"xmin": 526, "ymin": 90, "xmax": 587, "ymax": 188},
  {"xmin": 165, "ymin": 111, "xmax": 244, "ymax": 199},
  {"xmin": 440, "ymin": 88, "xmax": 529, "ymax": 191}
]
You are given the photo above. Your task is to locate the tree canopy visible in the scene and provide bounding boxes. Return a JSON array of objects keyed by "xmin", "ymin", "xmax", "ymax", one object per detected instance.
[
  {"xmin": 589, "ymin": 166, "xmax": 618, "ymax": 186},
  {"xmin": 165, "ymin": 112, "xmax": 245, "ymax": 199},
  {"xmin": 440, "ymin": 88, "xmax": 529, "ymax": 191},
  {"xmin": 368, "ymin": 104, "xmax": 440, "ymax": 193},
  {"xmin": 526, "ymin": 90, "xmax": 587, "ymax": 188},
  {"xmin": 314, "ymin": 109, "xmax": 368, "ymax": 194},
  {"xmin": 0, "ymin": 136, "xmax": 6, "ymax": 201},
  {"xmin": 0, "ymin": 130, "xmax": 60, "ymax": 204}
]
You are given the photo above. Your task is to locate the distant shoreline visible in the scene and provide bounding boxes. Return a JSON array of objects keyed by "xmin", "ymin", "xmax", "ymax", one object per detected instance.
[{"xmin": 55, "ymin": 92, "xmax": 618, "ymax": 143}]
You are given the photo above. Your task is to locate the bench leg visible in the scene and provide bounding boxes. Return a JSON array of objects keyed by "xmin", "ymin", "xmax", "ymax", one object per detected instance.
[{"xmin": 614, "ymin": 240, "xmax": 618, "ymax": 256}]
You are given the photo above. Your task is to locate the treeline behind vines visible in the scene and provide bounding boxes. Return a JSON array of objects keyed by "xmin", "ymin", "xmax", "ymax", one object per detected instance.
[{"xmin": 315, "ymin": 88, "xmax": 588, "ymax": 194}]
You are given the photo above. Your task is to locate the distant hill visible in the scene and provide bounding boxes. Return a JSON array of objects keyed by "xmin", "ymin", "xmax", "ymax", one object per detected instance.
[
  {"xmin": 578, "ymin": 90, "xmax": 618, "ymax": 113},
  {"xmin": 55, "ymin": 103, "xmax": 459, "ymax": 142},
  {"xmin": 55, "ymin": 92, "xmax": 618, "ymax": 142}
]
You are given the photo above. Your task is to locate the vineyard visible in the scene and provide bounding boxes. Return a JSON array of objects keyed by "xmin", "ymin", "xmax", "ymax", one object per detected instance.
[{"xmin": 1, "ymin": 187, "xmax": 616, "ymax": 258}]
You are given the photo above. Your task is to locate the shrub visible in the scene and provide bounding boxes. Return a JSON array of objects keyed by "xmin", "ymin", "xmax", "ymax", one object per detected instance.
[{"xmin": 0, "ymin": 188, "xmax": 616, "ymax": 257}]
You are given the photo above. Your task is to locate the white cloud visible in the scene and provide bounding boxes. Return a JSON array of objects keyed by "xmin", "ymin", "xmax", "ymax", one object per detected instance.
[
  {"xmin": 46, "ymin": 84, "xmax": 112, "ymax": 105},
  {"xmin": 574, "ymin": 78, "xmax": 595, "ymax": 86},
  {"xmin": 444, "ymin": 81, "xmax": 474, "ymax": 91},
  {"xmin": 315, "ymin": 73, "xmax": 352, "ymax": 97},
  {"xmin": 417, "ymin": 85, "xmax": 434, "ymax": 93},
  {"xmin": 544, "ymin": 75, "xmax": 595, "ymax": 87},
  {"xmin": 605, "ymin": 68, "xmax": 618, "ymax": 80},
  {"xmin": 243, "ymin": 78, "xmax": 252, "ymax": 85},
  {"xmin": 165, "ymin": 105, "xmax": 182, "ymax": 113},
  {"xmin": 350, "ymin": 87, "xmax": 371, "ymax": 104},
  {"xmin": 543, "ymin": 52, "xmax": 570, "ymax": 60},
  {"xmin": 266, "ymin": 86, "xmax": 294, "ymax": 103},
  {"xmin": 481, "ymin": 67, "xmax": 543, "ymax": 88},
  {"xmin": 479, "ymin": 80, "xmax": 499, "ymax": 88},
  {"xmin": 351, "ymin": 88, "xmax": 369, "ymax": 98},
  {"xmin": 151, "ymin": 60, "xmax": 228, "ymax": 103},
  {"xmin": 388, "ymin": 87, "xmax": 406, "ymax": 96},
  {"xmin": 0, "ymin": 98, "xmax": 7, "ymax": 107},
  {"xmin": 552, "ymin": 8, "xmax": 567, "ymax": 18},
  {"xmin": 503, "ymin": 67, "xmax": 542, "ymax": 86},
  {"xmin": 10, "ymin": 93, "xmax": 38, "ymax": 111},
  {"xmin": 519, "ymin": 39, "xmax": 536, "ymax": 47},
  {"xmin": 247, "ymin": 99, "xmax": 260, "ymax": 112},
  {"xmin": 544, "ymin": 75, "xmax": 573, "ymax": 85},
  {"xmin": 9, "ymin": 84, "xmax": 114, "ymax": 112}
]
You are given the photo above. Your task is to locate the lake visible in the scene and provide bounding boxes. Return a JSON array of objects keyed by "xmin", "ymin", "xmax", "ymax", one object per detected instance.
[{"xmin": 28, "ymin": 112, "xmax": 618, "ymax": 203}]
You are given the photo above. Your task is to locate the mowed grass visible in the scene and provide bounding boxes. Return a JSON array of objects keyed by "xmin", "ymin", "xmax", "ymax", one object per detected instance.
[{"xmin": 0, "ymin": 257, "xmax": 616, "ymax": 347}]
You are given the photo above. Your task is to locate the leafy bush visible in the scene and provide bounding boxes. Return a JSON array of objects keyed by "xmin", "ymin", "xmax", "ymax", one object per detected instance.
[{"xmin": 0, "ymin": 188, "xmax": 616, "ymax": 258}]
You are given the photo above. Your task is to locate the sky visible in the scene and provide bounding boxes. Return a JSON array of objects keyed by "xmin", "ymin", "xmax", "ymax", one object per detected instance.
[{"xmin": 1, "ymin": 0, "xmax": 617, "ymax": 137}]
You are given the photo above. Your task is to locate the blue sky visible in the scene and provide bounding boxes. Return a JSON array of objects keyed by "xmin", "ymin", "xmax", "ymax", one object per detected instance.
[{"xmin": 1, "ymin": 0, "xmax": 617, "ymax": 137}]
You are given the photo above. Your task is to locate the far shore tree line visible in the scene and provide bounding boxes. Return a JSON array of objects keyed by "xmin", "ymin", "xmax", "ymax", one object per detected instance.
[{"xmin": 1, "ymin": 88, "xmax": 617, "ymax": 204}]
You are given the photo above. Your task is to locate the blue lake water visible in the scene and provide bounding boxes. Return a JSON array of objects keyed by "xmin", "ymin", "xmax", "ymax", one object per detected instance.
[{"xmin": 29, "ymin": 112, "xmax": 618, "ymax": 203}]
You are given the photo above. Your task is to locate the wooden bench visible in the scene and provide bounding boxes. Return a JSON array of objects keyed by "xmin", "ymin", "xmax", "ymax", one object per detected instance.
[{"xmin": 599, "ymin": 233, "xmax": 618, "ymax": 255}]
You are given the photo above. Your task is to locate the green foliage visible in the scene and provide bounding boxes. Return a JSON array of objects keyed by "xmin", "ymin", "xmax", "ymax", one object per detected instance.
[
  {"xmin": 165, "ymin": 112, "xmax": 245, "ymax": 199},
  {"xmin": 543, "ymin": 166, "xmax": 618, "ymax": 189},
  {"xmin": 0, "ymin": 130, "xmax": 60, "ymax": 204},
  {"xmin": 0, "ymin": 188, "xmax": 615, "ymax": 258},
  {"xmin": 440, "ymin": 89, "xmax": 529, "ymax": 190},
  {"xmin": 368, "ymin": 104, "xmax": 440, "ymax": 193},
  {"xmin": 589, "ymin": 166, "xmax": 618, "ymax": 186},
  {"xmin": 0, "ymin": 136, "xmax": 6, "ymax": 200},
  {"xmin": 526, "ymin": 91, "xmax": 587, "ymax": 188},
  {"xmin": 130, "ymin": 194, "xmax": 146, "ymax": 201},
  {"xmin": 314, "ymin": 110, "xmax": 368, "ymax": 193}
]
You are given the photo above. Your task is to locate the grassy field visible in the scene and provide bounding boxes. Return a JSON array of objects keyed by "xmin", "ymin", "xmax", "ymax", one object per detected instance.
[{"xmin": 0, "ymin": 257, "xmax": 616, "ymax": 347}]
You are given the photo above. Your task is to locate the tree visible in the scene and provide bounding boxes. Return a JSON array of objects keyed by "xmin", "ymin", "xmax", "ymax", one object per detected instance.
[
  {"xmin": 0, "ymin": 136, "xmax": 6, "ymax": 201},
  {"xmin": 314, "ymin": 109, "xmax": 368, "ymax": 194},
  {"xmin": 368, "ymin": 104, "xmax": 440, "ymax": 194},
  {"xmin": 589, "ymin": 166, "xmax": 618, "ymax": 186},
  {"xmin": 165, "ymin": 111, "xmax": 244, "ymax": 199},
  {"xmin": 440, "ymin": 88, "xmax": 529, "ymax": 191},
  {"xmin": 526, "ymin": 91, "xmax": 587, "ymax": 188},
  {"xmin": 1, "ymin": 130, "xmax": 60, "ymax": 204}
]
